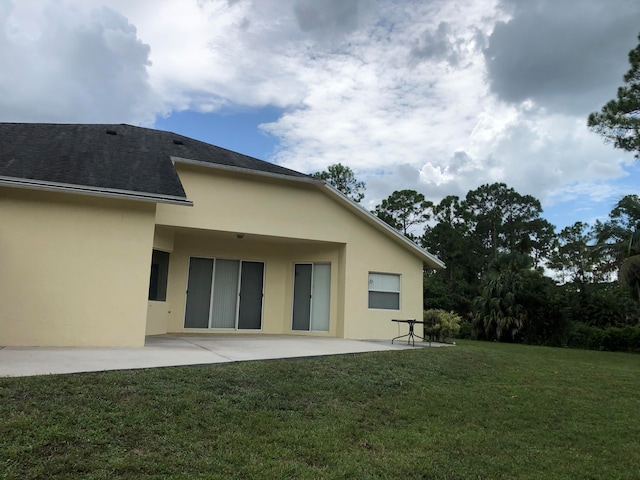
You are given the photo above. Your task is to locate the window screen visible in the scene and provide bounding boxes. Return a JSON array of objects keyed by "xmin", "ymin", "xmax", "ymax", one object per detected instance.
[
  {"xmin": 368, "ymin": 272, "xmax": 400, "ymax": 309},
  {"xmin": 149, "ymin": 250, "xmax": 170, "ymax": 301}
]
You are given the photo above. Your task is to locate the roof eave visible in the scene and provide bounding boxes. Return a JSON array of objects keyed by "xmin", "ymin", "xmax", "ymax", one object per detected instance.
[
  {"xmin": 0, "ymin": 176, "xmax": 193, "ymax": 206},
  {"xmin": 171, "ymin": 156, "xmax": 324, "ymax": 185},
  {"xmin": 320, "ymin": 183, "xmax": 445, "ymax": 269}
]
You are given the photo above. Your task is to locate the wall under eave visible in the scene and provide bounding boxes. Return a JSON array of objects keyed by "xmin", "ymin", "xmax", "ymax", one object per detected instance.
[
  {"xmin": 0, "ymin": 188, "xmax": 156, "ymax": 347},
  {"xmin": 145, "ymin": 226, "xmax": 176, "ymax": 335}
]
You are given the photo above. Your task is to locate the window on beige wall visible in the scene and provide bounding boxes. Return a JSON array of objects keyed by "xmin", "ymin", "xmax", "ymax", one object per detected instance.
[
  {"xmin": 149, "ymin": 249, "xmax": 170, "ymax": 301},
  {"xmin": 368, "ymin": 272, "xmax": 400, "ymax": 310}
]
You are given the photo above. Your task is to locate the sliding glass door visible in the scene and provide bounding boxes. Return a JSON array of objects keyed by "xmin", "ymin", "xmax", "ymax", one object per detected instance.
[
  {"xmin": 184, "ymin": 258, "xmax": 214, "ymax": 329},
  {"xmin": 292, "ymin": 263, "xmax": 331, "ymax": 332},
  {"xmin": 210, "ymin": 259, "xmax": 239, "ymax": 328},
  {"xmin": 185, "ymin": 257, "xmax": 264, "ymax": 330},
  {"xmin": 237, "ymin": 261, "xmax": 265, "ymax": 330}
]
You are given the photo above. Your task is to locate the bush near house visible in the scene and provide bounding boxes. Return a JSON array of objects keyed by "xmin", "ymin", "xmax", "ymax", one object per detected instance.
[{"xmin": 423, "ymin": 309, "xmax": 461, "ymax": 343}]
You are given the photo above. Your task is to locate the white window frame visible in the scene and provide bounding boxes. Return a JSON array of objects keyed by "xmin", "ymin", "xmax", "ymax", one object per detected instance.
[{"xmin": 368, "ymin": 272, "xmax": 401, "ymax": 310}]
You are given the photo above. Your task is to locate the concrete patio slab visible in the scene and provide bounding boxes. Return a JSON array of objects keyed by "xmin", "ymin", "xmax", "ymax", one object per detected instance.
[{"xmin": 0, "ymin": 334, "xmax": 453, "ymax": 378}]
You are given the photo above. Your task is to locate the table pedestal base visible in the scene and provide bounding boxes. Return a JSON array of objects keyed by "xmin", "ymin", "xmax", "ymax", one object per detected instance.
[{"xmin": 391, "ymin": 319, "xmax": 425, "ymax": 347}]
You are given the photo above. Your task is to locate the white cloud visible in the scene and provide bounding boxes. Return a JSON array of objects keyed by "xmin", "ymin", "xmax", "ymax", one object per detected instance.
[
  {"xmin": 419, "ymin": 162, "xmax": 454, "ymax": 186},
  {"xmin": 262, "ymin": 0, "xmax": 500, "ymax": 175}
]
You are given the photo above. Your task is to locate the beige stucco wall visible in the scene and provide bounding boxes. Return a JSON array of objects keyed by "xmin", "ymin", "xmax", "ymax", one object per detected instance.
[
  {"xmin": 155, "ymin": 164, "xmax": 426, "ymax": 340},
  {"xmin": 0, "ymin": 187, "xmax": 156, "ymax": 347},
  {"xmin": 153, "ymin": 226, "xmax": 175, "ymax": 253},
  {"xmin": 342, "ymin": 235, "xmax": 424, "ymax": 340},
  {"xmin": 145, "ymin": 227, "xmax": 176, "ymax": 335},
  {"xmin": 146, "ymin": 301, "xmax": 170, "ymax": 335}
]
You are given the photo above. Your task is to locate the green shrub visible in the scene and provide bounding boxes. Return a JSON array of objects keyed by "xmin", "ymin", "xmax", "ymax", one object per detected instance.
[
  {"xmin": 566, "ymin": 323, "xmax": 602, "ymax": 350},
  {"xmin": 566, "ymin": 323, "xmax": 640, "ymax": 353},
  {"xmin": 423, "ymin": 309, "xmax": 462, "ymax": 343},
  {"xmin": 559, "ymin": 283, "xmax": 639, "ymax": 328},
  {"xmin": 457, "ymin": 319, "xmax": 474, "ymax": 339}
]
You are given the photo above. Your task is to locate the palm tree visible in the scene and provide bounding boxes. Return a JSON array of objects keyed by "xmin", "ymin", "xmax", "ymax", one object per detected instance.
[{"xmin": 472, "ymin": 254, "xmax": 528, "ymax": 341}]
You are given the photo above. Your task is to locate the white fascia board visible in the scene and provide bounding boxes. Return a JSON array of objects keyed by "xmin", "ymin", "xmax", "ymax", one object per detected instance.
[{"xmin": 0, "ymin": 176, "xmax": 193, "ymax": 206}]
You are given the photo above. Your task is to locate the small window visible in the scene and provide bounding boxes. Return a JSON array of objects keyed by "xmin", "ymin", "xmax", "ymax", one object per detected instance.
[
  {"xmin": 149, "ymin": 250, "xmax": 170, "ymax": 301},
  {"xmin": 368, "ymin": 273, "xmax": 400, "ymax": 310}
]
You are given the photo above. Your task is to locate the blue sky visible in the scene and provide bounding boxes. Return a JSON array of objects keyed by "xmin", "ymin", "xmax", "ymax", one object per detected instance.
[
  {"xmin": 1, "ymin": 0, "xmax": 639, "ymax": 232},
  {"xmin": 155, "ymin": 108, "xmax": 282, "ymax": 161}
]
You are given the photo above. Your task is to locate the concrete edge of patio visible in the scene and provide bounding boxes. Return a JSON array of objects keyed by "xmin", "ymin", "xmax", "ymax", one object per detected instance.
[{"xmin": 0, "ymin": 334, "xmax": 455, "ymax": 378}]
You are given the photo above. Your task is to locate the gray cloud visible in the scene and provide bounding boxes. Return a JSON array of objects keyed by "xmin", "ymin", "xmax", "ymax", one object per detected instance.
[
  {"xmin": 484, "ymin": 0, "xmax": 640, "ymax": 114},
  {"xmin": 449, "ymin": 150, "xmax": 473, "ymax": 173},
  {"xmin": 293, "ymin": 0, "xmax": 375, "ymax": 38},
  {"xmin": 411, "ymin": 21, "xmax": 463, "ymax": 66},
  {"xmin": 0, "ymin": 1, "xmax": 161, "ymax": 124},
  {"xmin": 365, "ymin": 164, "xmax": 424, "ymax": 207}
]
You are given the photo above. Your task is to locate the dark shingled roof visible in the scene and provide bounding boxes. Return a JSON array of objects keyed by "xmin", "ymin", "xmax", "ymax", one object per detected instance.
[{"xmin": 0, "ymin": 123, "xmax": 314, "ymax": 203}]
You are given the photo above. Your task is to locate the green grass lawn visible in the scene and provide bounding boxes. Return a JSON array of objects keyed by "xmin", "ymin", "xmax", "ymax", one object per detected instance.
[{"xmin": 1, "ymin": 341, "xmax": 639, "ymax": 479}]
